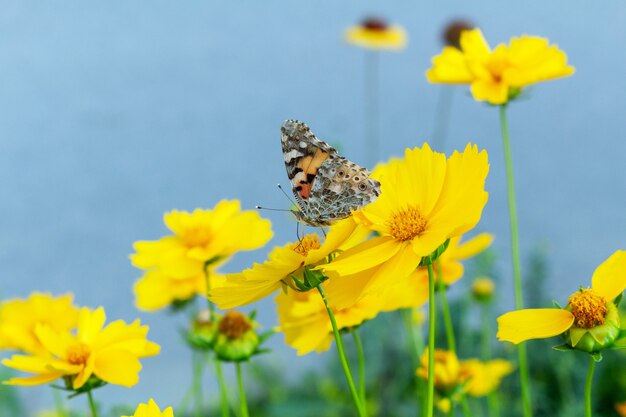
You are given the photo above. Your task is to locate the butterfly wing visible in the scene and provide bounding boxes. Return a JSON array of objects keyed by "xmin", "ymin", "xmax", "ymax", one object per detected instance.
[{"xmin": 280, "ymin": 119, "xmax": 380, "ymax": 226}]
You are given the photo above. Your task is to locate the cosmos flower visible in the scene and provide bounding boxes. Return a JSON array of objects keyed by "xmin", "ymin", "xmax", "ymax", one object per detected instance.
[
  {"xmin": 460, "ymin": 359, "xmax": 514, "ymax": 397},
  {"xmin": 122, "ymin": 399, "xmax": 174, "ymax": 417},
  {"xmin": 320, "ymin": 144, "xmax": 489, "ymax": 306},
  {"xmin": 497, "ymin": 250, "xmax": 626, "ymax": 352},
  {"xmin": 2, "ymin": 307, "xmax": 159, "ymax": 389},
  {"xmin": 426, "ymin": 28, "xmax": 574, "ymax": 104},
  {"xmin": 0, "ymin": 293, "xmax": 79, "ymax": 355},
  {"xmin": 345, "ymin": 17, "xmax": 407, "ymax": 50}
]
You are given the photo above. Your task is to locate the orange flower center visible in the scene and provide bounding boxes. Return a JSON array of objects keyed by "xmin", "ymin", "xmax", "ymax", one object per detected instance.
[
  {"xmin": 568, "ymin": 288, "xmax": 608, "ymax": 329},
  {"xmin": 66, "ymin": 342, "xmax": 91, "ymax": 366},
  {"xmin": 181, "ymin": 228, "xmax": 212, "ymax": 247},
  {"xmin": 292, "ymin": 235, "xmax": 321, "ymax": 257},
  {"xmin": 218, "ymin": 311, "xmax": 252, "ymax": 340},
  {"xmin": 389, "ymin": 207, "xmax": 427, "ymax": 241}
]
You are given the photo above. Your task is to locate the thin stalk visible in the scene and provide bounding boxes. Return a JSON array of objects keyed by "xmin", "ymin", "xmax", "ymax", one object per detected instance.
[
  {"xmin": 437, "ymin": 279, "xmax": 456, "ymax": 353},
  {"xmin": 192, "ymin": 351, "xmax": 204, "ymax": 417},
  {"xmin": 87, "ymin": 391, "xmax": 98, "ymax": 417},
  {"xmin": 585, "ymin": 356, "xmax": 596, "ymax": 417},
  {"xmin": 480, "ymin": 303, "xmax": 498, "ymax": 417},
  {"xmin": 426, "ymin": 264, "xmax": 436, "ymax": 417},
  {"xmin": 236, "ymin": 362, "xmax": 250, "ymax": 417},
  {"xmin": 402, "ymin": 308, "xmax": 426, "ymax": 416},
  {"xmin": 317, "ymin": 285, "xmax": 366, "ymax": 417},
  {"xmin": 499, "ymin": 104, "xmax": 531, "ymax": 417},
  {"xmin": 447, "ymin": 405, "xmax": 455, "ymax": 417},
  {"xmin": 204, "ymin": 263, "xmax": 216, "ymax": 320},
  {"xmin": 460, "ymin": 396, "xmax": 473, "ymax": 417},
  {"xmin": 52, "ymin": 388, "xmax": 67, "ymax": 417},
  {"xmin": 215, "ymin": 359, "xmax": 230, "ymax": 417},
  {"xmin": 432, "ymin": 86, "xmax": 455, "ymax": 151},
  {"xmin": 352, "ymin": 329, "xmax": 367, "ymax": 409},
  {"xmin": 365, "ymin": 51, "xmax": 380, "ymax": 165},
  {"xmin": 488, "ymin": 393, "xmax": 500, "ymax": 417}
]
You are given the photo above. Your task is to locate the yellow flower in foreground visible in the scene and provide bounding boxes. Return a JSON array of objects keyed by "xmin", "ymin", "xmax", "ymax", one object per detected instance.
[
  {"xmin": 497, "ymin": 250, "xmax": 626, "ymax": 352},
  {"xmin": 460, "ymin": 359, "xmax": 514, "ymax": 397},
  {"xmin": 131, "ymin": 200, "xmax": 273, "ymax": 278},
  {"xmin": 345, "ymin": 17, "xmax": 407, "ymax": 50},
  {"xmin": 210, "ymin": 218, "xmax": 367, "ymax": 309},
  {"xmin": 0, "ymin": 293, "xmax": 79, "ymax": 355},
  {"xmin": 2, "ymin": 307, "xmax": 159, "ymax": 389},
  {"xmin": 322, "ymin": 144, "xmax": 489, "ymax": 307},
  {"xmin": 123, "ymin": 399, "xmax": 174, "ymax": 417},
  {"xmin": 426, "ymin": 28, "xmax": 574, "ymax": 104},
  {"xmin": 134, "ymin": 269, "xmax": 225, "ymax": 311}
]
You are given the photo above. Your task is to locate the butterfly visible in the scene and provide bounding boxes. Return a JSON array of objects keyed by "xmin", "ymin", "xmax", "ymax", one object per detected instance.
[{"xmin": 280, "ymin": 120, "xmax": 381, "ymax": 227}]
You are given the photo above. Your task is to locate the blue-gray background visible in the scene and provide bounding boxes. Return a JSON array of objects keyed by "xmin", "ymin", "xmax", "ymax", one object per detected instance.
[{"xmin": 1, "ymin": 1, "xmax": 625, "ymax": 414}]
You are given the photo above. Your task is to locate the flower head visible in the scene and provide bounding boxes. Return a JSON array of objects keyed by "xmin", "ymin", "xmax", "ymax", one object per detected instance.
[
  {"xmin": 123, "ymin": 399, "xmax": 174, "ymax": 417},
  {"xmin": 345, "ymin": 17, "xmax": 407, "ymax": 50},
  {"xmin": 416, "ymin": 349, "xmax": 468, "ymax": 412},
  {"xmin": 131, "ymin": 200, "xmax": 272, "ymax": 309},
  {"xmin": 427, "ymin": 28, "xmax": 574, "ymax": 104},
  {"xmin": 0, "ymin": 293, "xmax": 79, "ymax": 355},
  {"xmin": 213, "ymin": 311, "xmax": 262, "ymax": 362},
  {"xmin": 321, "ymin": 144, "xmax": 489, "ymax": 307},
  {"xmin": 2, "ymin": 307, "xmax": 159, "ymax": 389},
  {"xmin": 497, "ymin": 250, "xmax": 626, "ymax": 352},
  {"xmin": 460, "ymin": 359, "xmax": 514, "ymax": 397},
  {"xmin": 209, "ymin": 218, "xmax": 367, "ymax": 309}
]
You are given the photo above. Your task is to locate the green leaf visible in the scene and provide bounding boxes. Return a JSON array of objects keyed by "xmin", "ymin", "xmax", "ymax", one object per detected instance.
[
  {"xmin": 614, "ymin": 293, "xmax": 623, "ymax": 307},
  {"xmin": 418, "ymin": 239, "xmax": 450, "ymax": 267}
]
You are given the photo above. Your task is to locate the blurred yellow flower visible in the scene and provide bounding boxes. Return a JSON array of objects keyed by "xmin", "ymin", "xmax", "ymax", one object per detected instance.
[
  {"xmin": 460, "ymin": 359, "xmax": 514, "ymax": 397},
  {"xmin": 2, "ymin": 307, "xmax": 159, "ymax": 389},
  {"xmin": 133, "ymin": 269, "xmax": 225, "ymax": 311},
  {"xmin": 209, "ymin": 218, "xmax": 367, "ymax": 309},
  {"xmin": 426, "ymin": 28, "xmax": 574, "ymax": 104},
  {"xmin": 616, "ymin": 402, "xmax": 626, "ymax": 417},
  {"xmin": 497, "ymin": 250, "xmax": 626, "ymax": 352},
  {"xmin": 416, "ymin": 349, "xmax": 468, "ymax": 412},
  {"xmin": 123, "ymin": 399, "xmax": 174, "ymax": 417},
  {"xmin": 321, "ymin": 144, "xmax": 489, "ymax": 307},
  {"xmin": 0, "ymin": 293, "xmax": 79, "ymax": 355},
  {"xmin": 131, "ymin": 200, "xmax": 272, "ymax": 309},
  {"xmin": 472, "ymin": 276, "xmax": 495, "ymax": 301},
  {"xmin": 345, "ymin": 17, "xmax": 407, "ymax": 51}
]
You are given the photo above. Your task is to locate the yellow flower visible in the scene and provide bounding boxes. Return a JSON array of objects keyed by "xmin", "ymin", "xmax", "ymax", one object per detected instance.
[
  {"xmin": 426, "ymin": 28, "xmax": 574, "ymax": 104},
  {"xmin": 345, "ymin": 17, "xmax": 407, "ymax": 51},
  {"xmin": 275, "ymin": 287, "xmax": 382, "ymax": 355},
  {"xmin": 133, "ymin": 269, "xmax": 225, "ymax": 311},
  {"xmin": 497, "ymin": 250, "xmax": 626, "ymax": 352},
  {"xmin": 2, "ymin": 307, "xmax": 159, "ymax": 389},
  {"xmin": 123, "ymin": 399, "xmax": 174, "ymax": 417},
  {"xmin": 321, "ymin": 144, "xmax": 489, "ymax": 307},
  {"xmin": 0, "ymin": 293, "xmax": 79, "ymax": 355},
  {"xmin": 209, "ymin": 218, "xmax": 367, "ymax": 309},
  {"xmin": 131, "ymin": 200, "xmax": 272, "ymax": 309},
  {"xmin": 460, "ymin": 359, "xmax": 514, "ymax": 397},
  {"xmin": 416, "ymin": 349, "xmax": 469, "ymax": 411}
]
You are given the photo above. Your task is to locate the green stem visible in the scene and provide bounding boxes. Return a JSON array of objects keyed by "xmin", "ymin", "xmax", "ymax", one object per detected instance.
[
  {"xmin": 52, "ymin": 388, "xmax": 67, "ymax": 417},
  {"xmin": 461, "ymin": 395, "xmax": 473, "ymax": 417},
  {"xmin": 481, "ymin": 304, "xmax": 497, "ymax": 417},
  {"xmin": 488, "ymin": 393, "xmax": 500, "ymax": 417},
  {"xmin": 437, "ymin": 278, "xmax": 456, "ymax": 353},
  {"xmin": 204, "ymin": 263, "xmax": 216, "ymax": 321},
  {"xmin": 191, "ymin": 351, "xmax": 204, "ymax": 417},
  {"xmin": 447, "ymin": 404, "xmax": 455, "ymax": 417},
  {"xmin": 426, "ymin": 264, "xmax": 436, "ymax": 417},
  {"xmin": 585, "ymin": 356, "xmax": 596, "ymax": 417},
  {"xmin": 352, "ymin": 329, "xmax": 367, "ymax": 409},
  {"xmin": 402, "ymin": 309, "xmax": 425, "ymax": 417},
  {"xmin": 365, "ymin": 51, "xmax": 379, "ymax": 165},
  {"xmin": 499, "ymin": 104, "xmax": 531, "ymax": 417},
  {"xmin": 215, "ymin": 359, "xmax": 230, "ymax": 417},
  {"xmin": 432, "ymin": 86, "xmax": 455, "ymax": 151},
  {"xmin": 87, "ymin": 390, "xmax": 98, "ymax": 417},
  {"xmin": 317, "ymin": 285, "xmax": 366, "ymax": 417},
  {"xmin": 236, "ymin": 362, "xmax": 250, "ymax": 417}
]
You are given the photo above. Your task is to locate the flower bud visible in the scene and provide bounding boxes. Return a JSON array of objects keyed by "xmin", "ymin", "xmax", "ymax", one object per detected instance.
[
  {"xmin": 472, "ymin": 277, "xmax": 495, "ymax": 302},
  {"xmin": 213, "ymin": 311, "xmax": 259, "ymax": 362},
  {"xmin": 564, "ymin": 301, "xmax": 620, "ymax": 353},
  {"xmin": 186, "ymin": 309, "xmax": 220, "ymax": 350}
]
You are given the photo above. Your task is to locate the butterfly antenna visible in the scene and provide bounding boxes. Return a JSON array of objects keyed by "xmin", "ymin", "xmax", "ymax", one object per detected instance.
[
  {"xmin": 255, "ymin": 206, "xmax": 291, "ymax": 212},
  {"xmin": 277, "ymin": 184, "xmax": 297, "ymax": 206}
]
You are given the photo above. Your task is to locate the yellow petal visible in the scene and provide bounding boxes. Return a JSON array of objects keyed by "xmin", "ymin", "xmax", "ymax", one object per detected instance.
[
  {"xmin": 426, "ymin": 47, "xmax": 474, "ymax": 84},
  {"xmin": 3, "ymin": 373, "xmax": 61, "ymax": 386},
  {"xmin": 453, "ymin": 233, "xmax": 494, "ymax": 260},
  {"xmin": 591, "ymin": 250, "xmax": 626, "ymax": 301},
  {"xmin": 470, "ymin": 78, "xmax": 509, "ymax": 104},
  {"xmin": 460, "ymin": 28, "xmax": 491, "ymax": 60},
  {"xmin": 94, "ymin": 349, "xmax": 141, "ymax": 387},
  {"xmin": 210, "ymin": 279, "xmax": 282, "ymax": 310},
  {"xmin": 496, "ymin": 309, "xmax": 574, "ymax": 344},
  {"xmin": 321, "ymin": 236, "xmax": 402, "ymax": 275},
  {"xmin": 77, "ymin": 307, "xmax": 106, "ymax": 343}
]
